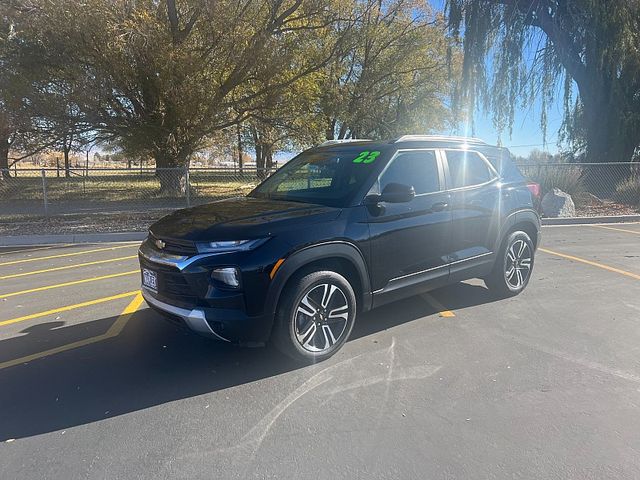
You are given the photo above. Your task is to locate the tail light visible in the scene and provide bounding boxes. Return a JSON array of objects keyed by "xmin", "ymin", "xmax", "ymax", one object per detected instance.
[{"xmin": 526, "ymin": 182, "xmax": 541, "ymax": 199}]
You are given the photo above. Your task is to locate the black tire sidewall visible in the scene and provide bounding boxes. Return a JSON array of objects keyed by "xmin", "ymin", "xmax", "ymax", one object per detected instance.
[
  {"xmin": 275, "ymin": 270, "xmax": 357, "ymax": 362},
  {"xmin": 486, "ymin": 230, "xmax": 534, "ymax": 296},
  {"xmin": 499, "ymin": 231, "xmax": 534, "ymax": 294}
]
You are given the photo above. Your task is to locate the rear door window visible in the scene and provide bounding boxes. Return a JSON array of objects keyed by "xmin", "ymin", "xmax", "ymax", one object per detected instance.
[
  {"xmin": 445, "ymin": 150, "xmax": 496, "ymax": 188},
  {"xmin": 378, "ymin": 150, "xmax": 440, "ymax": 195}
]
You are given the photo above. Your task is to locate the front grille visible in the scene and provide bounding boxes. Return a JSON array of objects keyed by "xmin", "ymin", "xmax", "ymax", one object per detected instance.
[
  {"xmin": 149, "ymin": 233, "xmax": 198, "ymax": 256},
  {"xmin": 161, "ymin": 271, "xmax": 193, "ymax": 297},
  {"xmin": 140, "ymin": 257, "xmax": 199, "ymax": 307}
]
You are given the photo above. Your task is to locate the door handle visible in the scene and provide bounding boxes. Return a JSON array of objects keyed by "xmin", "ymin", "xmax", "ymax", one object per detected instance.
[{"xmin": 431, "ymin": 202, "xmax": 449, "ymax": 212}]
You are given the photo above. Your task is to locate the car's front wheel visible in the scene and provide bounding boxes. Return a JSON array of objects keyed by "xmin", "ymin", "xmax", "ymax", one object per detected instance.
[
  {"xmin": 484, "ymin": 230, "xmax": 535, "ymax": 297},
  {"xmin": 272, "ymin": 270, "xmax": 356, "ymax": 363}
]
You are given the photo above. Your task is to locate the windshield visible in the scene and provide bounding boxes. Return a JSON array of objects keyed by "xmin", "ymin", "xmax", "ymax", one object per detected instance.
[{"xmin": 250, "ymin": 149, "xmax": 380, "ymax": 207}]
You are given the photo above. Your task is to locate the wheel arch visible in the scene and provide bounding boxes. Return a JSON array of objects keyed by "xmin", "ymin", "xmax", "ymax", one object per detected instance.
[
  {"xmin": 265, "ymin": 241, "xmax": 372, "ymax": 319},
  {"xmin": 496, "ymin": 209, "xmax": 541, "ymax": 252}
]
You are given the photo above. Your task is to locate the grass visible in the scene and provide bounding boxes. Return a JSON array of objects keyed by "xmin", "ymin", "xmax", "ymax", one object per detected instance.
[{"xmin": 0, "ymin": 173, "xmax": 257, "ymax": 202}]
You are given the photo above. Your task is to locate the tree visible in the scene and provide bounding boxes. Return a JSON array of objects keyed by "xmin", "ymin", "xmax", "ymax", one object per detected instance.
[
  {"xmin": 446, "ymin": 0, "xmax": 640, "ymax": 163},
  {"xmin": 319, "ymin": 0, "xmax": 458, "ymax": 140},
  {"xmin": 1, "ymin": 2, "xmax": 93, "ymax": 177},
  {"xmin": 7, "ymin": 0, "xmax": 355, "ymax": 192},
  {"xmin": 245, "ymin": 67, "xmax": 326, "ymax": 178},
  {"xmin": 0, "ymin": 6, "xmax": 34, "ymax": 177}
]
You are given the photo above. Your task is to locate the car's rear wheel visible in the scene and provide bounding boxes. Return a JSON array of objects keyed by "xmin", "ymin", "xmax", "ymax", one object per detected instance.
[
  {"xmin": 484, "ymin": 230, "xmax": 534, "ymax": 297},
  {"xmin": 272, "ymin": 270, "xmax": 356, "ymax": 363}
]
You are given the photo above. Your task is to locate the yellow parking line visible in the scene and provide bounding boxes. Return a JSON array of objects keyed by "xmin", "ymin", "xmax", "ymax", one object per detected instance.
[
  {"xmin": 421, "ymin": 293, "xmax": 456, "ymax": 318},
  {"xmin": 539, "ymin": 247, "xmax": 640, "ymax": 281},
  {"xmin": 591, "ymin": 224, "xmax": 640, "ymax": 236},
  {"xmin": 0, "ymin": 244, "xmax": 137, "ymax": 267},
  {"xmin": 0, "ymin": 270, "xmax": 139, "ymax": 299},
  {"xmin": 0, "ymin": 255, "xmax": 138, "ymax": 280},
  {"xmin": 0, "ymin": 292, "xmax": 144, "ymax": 370},
  {"xmin": 0, "ymin": 290, "xmax": 140, "ymax": 328}
]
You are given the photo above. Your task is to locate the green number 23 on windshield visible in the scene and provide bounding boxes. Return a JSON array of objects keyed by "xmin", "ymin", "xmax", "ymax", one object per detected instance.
[{"xmin": 352, "ymin": 150, "xmax": 381, "ymax": 164}]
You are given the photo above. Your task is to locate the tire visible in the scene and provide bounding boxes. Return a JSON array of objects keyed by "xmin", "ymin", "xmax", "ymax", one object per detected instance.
[
  {"xmin": 484, "ymin": 230, "xmax": 535, "ymax": 297},
  {"xmin": 272, "ymin": 270, "xmax": 357, "ymax": 363}
]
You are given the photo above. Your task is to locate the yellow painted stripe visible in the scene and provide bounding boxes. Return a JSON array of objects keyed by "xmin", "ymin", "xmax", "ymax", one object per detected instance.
[
  {"xmin": 0, "ymin": 270, "xmax": 139, "ymax": 299},
  {"xmin": 421, "ymin": 293, "xmax": 456, "ymax": 318},
  {"xmin": 108, "ymin": 292, "xmax": 145, "ymax": 335},
  {"xmin": 0, "ymin": 255, "xmax": 138, "ymax": 280},
  {"xmin": 591, "ymin": 224, "xmax": 640, "ymax": 236},
  {"xmin": 0, "ymin": 292, "xmax": 144, "ymax": 370},
  {"xmin": 539, "ymin": 247, "xmax": 640, "ymax": 281},
  {"xmin": 0, "ymin": 244, "xmax": 137, "ymax": 266},
  {"xmin": 0, "ymin": 290, "xmax": 140, "ymax": 328}
]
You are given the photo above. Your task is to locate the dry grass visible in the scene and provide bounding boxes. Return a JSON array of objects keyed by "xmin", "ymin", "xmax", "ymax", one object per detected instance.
[
  {"xmin": 614, "ymin": 176, "xmax": 640, "ymax": 206},
  {"xmin": 0, "ymin": 173, "xmax": 257, "ymax": 202}
]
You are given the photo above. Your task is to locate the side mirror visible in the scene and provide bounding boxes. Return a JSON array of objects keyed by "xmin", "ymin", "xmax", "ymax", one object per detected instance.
[{"xmin": 379, "ymin": 182, "xmax": 415, "ymax": 203}]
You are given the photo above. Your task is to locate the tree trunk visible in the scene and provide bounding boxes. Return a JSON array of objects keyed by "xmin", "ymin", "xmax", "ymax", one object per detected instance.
[
  {"xmin": 266, "ymin": 150, "xmax": 273, "ymax": 172},
  {"xmin": 237, "ymin": 123, "xmax": 244, "ymax": 175},
  {"xmin": 326, "ymin": 118, "xmax": 336, "ymax": 140},
  {"xmin": 63, "ymin": 147, "xmax": 71, "ymax": 178},
  {"xmin": 0, "ymin": 113, "xmax": 11, "ymax": 179},
  {"xmin": 582, "ymin": 93, "xmax": 639, "ymax": 164},
  {"xmin": 578, "ymin": 80, "xmax": 640, "ymax": 196},
  {"xmin": 337, "ymin": 122, "xmax": 348, "ymax": 140},
  {"xmin": 154, "ymin": 151, "xmax": 188, "ymax": 196},
  {"xmin": 255, "ymin": 144, "xmax": 273, "ymax": 180},
  {"xmin": 0, "ymin": 136, "xmax": 9, "ymax": 179}
]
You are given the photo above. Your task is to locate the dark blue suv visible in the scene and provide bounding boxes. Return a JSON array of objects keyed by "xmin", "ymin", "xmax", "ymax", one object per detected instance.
[{"xmin": 139, "ymin": 136, "xmax": 541, "ymax": 362}]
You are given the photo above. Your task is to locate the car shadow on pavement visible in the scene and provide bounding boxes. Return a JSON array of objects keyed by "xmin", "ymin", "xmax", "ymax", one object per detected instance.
[
  {"xmin": 0, "ymin": 282, "xmax": 499, "ymax": 441},
  {"xmin": 351, "ymin": 281, "xmax": 498, "ymax": 340}
]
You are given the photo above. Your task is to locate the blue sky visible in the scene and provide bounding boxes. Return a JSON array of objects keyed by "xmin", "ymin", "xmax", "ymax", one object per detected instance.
[
  {"xmin": 449, "ymin": 97, "xmax": 563, "ymax": 158},
  {"xmin": 429, "ymin": 0, "xmax": 562, "ymax": 157}
]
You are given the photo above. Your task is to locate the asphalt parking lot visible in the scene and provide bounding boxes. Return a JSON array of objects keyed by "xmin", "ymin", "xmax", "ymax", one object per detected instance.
[{"xmin": 1, "ymin": 224, "xmax": 639, "ymax": 479}]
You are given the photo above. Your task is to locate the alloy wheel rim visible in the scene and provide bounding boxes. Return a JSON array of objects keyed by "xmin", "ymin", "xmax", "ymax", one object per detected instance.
[
  {"xmin": 294, "ymin": 283, "xmax": 349, "ymax": 353},
  {"xmin": 504, "ymin": 239, "xmax": 532, "ymax": 289}
]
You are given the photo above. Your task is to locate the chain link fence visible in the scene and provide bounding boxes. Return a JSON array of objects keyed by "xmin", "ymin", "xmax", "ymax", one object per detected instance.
[
  {"xmin": 0, "ymin": 167, "xmax": 277, "ymax": 218},
  {"xmin": 1, "ymin": 163, "xmax": 639, "ymax": 228},
  {"xmin": 518, "ymin": 162, "xmax": 640, "ymax": 215}
]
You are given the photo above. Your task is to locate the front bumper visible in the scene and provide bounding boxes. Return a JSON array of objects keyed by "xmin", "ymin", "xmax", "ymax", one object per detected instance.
[
  {"xmin": 141, "ymin": 287, "xmax": 230, "ymax": 342},
  {"xmin": 141, "ymin": 285, "xmax": 274, "ymax": 344},
  {"xmin": 138, "ymin": 236, "xmax": 278, "ymax": 343}
]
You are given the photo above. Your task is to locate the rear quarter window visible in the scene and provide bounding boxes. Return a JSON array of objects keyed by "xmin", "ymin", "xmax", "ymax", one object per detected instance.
[
  {"xmin": 445, "ymin": 150, "xmax": 495, "ymax": 188},
  {"xmin": 482, "ymin": 148, "xmax": 525, "ymax": 182}
]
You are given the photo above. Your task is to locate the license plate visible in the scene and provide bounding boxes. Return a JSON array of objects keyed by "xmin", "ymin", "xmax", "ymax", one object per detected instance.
[{"xmin": 142, "ymin": 268, "xmax": 158, "ymax": 292}]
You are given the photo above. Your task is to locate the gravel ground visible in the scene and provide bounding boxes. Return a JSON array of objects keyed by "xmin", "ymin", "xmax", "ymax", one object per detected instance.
[
  {"xmin": 575, "ymin": 200, "xmax": 639, "ymax": 217},
  {"xmin": 0, "ymin": 211, "xmax": 166, "ymax": 236}
]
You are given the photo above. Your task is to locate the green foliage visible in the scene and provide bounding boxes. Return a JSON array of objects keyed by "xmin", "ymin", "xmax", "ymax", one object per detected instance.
[
  {"xmin": 321, "ymin": 0, "xmax": 459, "ymax": 140},
  {"xmin": 5, "ymin": 0, "xmax": 350, "ymax": 168},
  {"xmin": 2, "ymin": 0, "xmax": 460, "ymax": 190},
  {"xmin": 447, "ymin": 0, "xmax": 640, "ymax": 163}
]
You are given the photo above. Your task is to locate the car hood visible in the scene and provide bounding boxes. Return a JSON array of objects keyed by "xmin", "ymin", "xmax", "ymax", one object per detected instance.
[{"xmin": 149, "ymin": 196, "xmax": 341, "ymax": 242}]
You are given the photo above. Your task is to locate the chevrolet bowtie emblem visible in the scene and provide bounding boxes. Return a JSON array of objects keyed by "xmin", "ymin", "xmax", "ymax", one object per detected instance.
[{"xmin": 155, "ymin": 239, "xmax": 166, "ymax": 250}]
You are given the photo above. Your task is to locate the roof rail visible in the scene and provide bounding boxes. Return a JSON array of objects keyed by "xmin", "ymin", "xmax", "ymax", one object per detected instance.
[
  {"xmin": 318, "ymin": 139, "xmax": 372, "ymax": 147},
  {"xmin": 391, "ymin": 135, "xmax": 487, "ymax": 144}
]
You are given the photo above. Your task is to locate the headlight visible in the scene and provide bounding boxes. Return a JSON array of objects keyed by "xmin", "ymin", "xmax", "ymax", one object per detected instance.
[{"xmin": 195, "ymin": 238, "xmax": 269, "ymax": 254}]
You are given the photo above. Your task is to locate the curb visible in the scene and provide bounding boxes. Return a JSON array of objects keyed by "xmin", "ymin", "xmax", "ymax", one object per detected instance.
[
  {"xmin": 541, "ymin": 215, "xmax": 640, "ymax": 225},
  {"xmin": 0, "ymin": 231, "xmax": 147, "ymax": 246}
]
